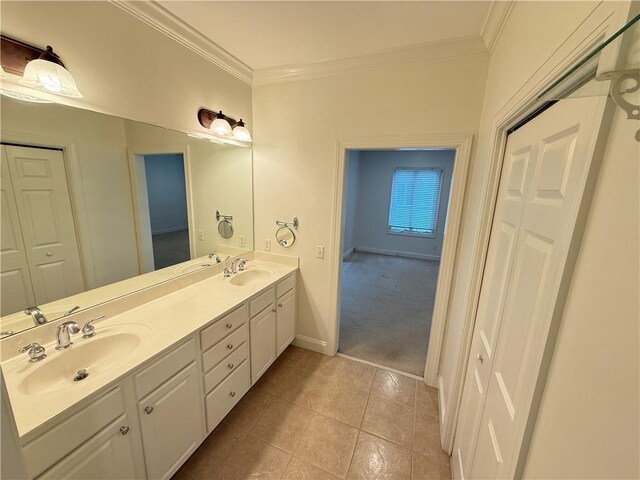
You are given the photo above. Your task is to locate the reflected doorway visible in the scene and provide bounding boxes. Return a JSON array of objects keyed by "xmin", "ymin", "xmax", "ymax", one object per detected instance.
[{"xmin": 142, "ymin": 153, "xmax": 190, "ymax": 270}]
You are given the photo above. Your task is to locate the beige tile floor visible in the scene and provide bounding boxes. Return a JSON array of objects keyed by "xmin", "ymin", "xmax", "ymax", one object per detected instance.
[{"xmin": 174, "ymin": 346, "xmax": 451, "ymax": 480}]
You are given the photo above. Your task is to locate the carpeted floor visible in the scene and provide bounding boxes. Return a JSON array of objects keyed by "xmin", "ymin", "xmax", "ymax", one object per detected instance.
[
  {"xmin": 338, "ymin": 252, "xmax": 440, "ymax": 376},
  {"xmin": 152, "ymin": 229, "xmax": 191, "ymax": 269}
]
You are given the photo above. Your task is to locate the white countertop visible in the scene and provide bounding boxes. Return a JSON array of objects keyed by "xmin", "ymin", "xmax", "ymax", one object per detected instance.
[{"xmin": 1, "ymin": 258, "xmax": 297, "ymax": 441}]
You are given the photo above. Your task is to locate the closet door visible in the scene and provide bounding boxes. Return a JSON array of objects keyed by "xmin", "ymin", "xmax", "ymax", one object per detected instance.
[
  {"xmin": 454, "ymin": 96, "xmax": 609, "ymax": 479},
  {"xmin": 4, "ymin": 145, "xmax": 84, "ymax": 304},
  {"xmin": 0, "ymin": 147, "xmax": 36, "ymax": 315}
]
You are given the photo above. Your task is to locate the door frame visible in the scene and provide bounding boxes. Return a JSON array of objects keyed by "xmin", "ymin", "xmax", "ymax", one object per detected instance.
[
  {"xmin": 440, "ymin": 0, "xmax": 632, "ymax": 459},
  {"xmin": 328, "ymin": 133, "xmax": 473, "ymax": 388},
  {"xmin": 127, "ymin": 144, "xmax": 193, "ymax": 275},
  {"xmin": 0, "ymin": 132, "xmax": 91, "ymax": 289}
]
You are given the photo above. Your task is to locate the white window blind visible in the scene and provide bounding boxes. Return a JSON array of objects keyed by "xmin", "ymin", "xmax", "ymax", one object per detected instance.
[{"xmin": 388, "ymin": 167, "xmax": 442, "ymax": 236}]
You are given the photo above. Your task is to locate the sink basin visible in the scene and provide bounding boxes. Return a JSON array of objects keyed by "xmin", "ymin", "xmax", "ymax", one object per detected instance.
[
  {"xmin": 229, "ymin": 269, "xmax": 272, "ymax": 286},
  {"xmin": 19, "ymin": 332, "xmax": 143, "ymax": 395}
]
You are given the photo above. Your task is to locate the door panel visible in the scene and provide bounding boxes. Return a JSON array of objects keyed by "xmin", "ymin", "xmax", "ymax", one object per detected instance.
[
  {"xmin": 454, "ymin": 97, "xmax": 608, "ymax": 479},
  {"xmin": 4, "ymin": 145, "xmax": 84, "ymax": 305},
  {"xmin": 0, "ymin": 148, "xmax": 35, "ymax": 315}
]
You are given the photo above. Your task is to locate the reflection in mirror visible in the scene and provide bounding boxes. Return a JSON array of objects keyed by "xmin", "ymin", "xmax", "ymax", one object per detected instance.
[
  {"xmin": 218, "ymin": 219, "xmax": 234, "ymax": 239},
  {"xmin": 276, "ymin": 226, "xmax": 296, "ymax": 248},
  {"xmin": 0, "ymin": 96, "xmax": 253, "ymax": 337}
]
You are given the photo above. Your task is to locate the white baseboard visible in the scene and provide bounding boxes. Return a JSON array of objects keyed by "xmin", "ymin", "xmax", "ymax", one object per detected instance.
[
  {"xmin": 355, "ymin": 246, "xmax": 440, "ymax": 262},
  {"xmin": 438, "ymin": 375, "xmax": 446, "ymax": 427},
  {"xmin": 292, "ymin": 335, "xmax": 328, "ymax": 354},
  {"xmin": 343, "ymin": 247, "xmax": 355, "ymax": 260},
  {"xmin": 152, "ymin": 226, "xmax": 188, "ymax": 235}
]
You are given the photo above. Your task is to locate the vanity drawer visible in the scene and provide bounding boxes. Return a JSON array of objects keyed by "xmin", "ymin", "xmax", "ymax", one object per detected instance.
[
  {"xmin": 249, "ymin": 288, "xmax": 275, "ymax": 317},
  {"xmin": 277, "ymin": 274, "xmax": 296, "ymax": 298},
  {"xmin": 202, "ymin": 324, "xmax": 248, "ymax": 372},
  {"xmin": 204, "ymin": 342, "xmax": 248, "ymax": 394},
  {"xmin": 134, "ymin": 338, "xmax": 196, "ymax": 399},
  {"xmin": 23, "ymin": 386, "xmax": 125, "ymax": 478},
  {"xmin": 201, "ymin": 305, "xmax": 247, "ymax": 351},
  {"xmin": 205, "ymin": 360, "xmax": 250, "ymax": 432}
]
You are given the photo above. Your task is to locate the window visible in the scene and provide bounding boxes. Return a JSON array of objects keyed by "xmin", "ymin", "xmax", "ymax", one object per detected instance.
[{"xmin": 388, "ymin": 167, "xmax": 442, "ymax": 237}]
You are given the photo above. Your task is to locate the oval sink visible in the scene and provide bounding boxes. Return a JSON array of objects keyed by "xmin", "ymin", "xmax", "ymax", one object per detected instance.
[
  {"xmin": 229, "ymin": 269, "xmax": 271, "ymax": 286},
  {"xmin": 19, "ymin": 332, "xmax": 142, "ymax": 395}
]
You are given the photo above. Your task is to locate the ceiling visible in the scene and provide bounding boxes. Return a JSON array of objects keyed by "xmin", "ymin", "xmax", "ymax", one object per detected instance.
[{"xmin": 158, "ymin": 1, "xmax": 494, "ymax": 70}]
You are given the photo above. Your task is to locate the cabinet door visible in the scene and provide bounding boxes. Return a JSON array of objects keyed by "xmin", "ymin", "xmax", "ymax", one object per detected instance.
[
  {"xmin": 139, "ymin": 363, "xmax": 203, "ymax": 480},
  {"xmin": 276, "ymin": 289, "xmax": 296, "ymax": 355},
  {"xmin": 250, "ymin": 305, "xmax": 277, "ymax": 383},
  {"xmin": 38, "ymin": 416, "xmax": 138, "ymax": 480}
]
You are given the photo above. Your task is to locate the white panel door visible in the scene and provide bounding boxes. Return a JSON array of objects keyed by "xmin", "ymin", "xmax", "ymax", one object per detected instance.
[
  {"xmin": 250, "ymin": 306, "xmax": 277, "ymax": 383},
  {"xmin": 0, "ymin": 147, "xmax": 36, "ymax": 315},
  {"xmin": 4, "ymin": 145, "xmax": 84, "ymax": 304},
  {"xmin": 454, "ymin": 96, "xmax": 608, "ymax": 479},
  {"xmin": 276, "ymin": 289, "xmax": 296, "ymax": 355}
]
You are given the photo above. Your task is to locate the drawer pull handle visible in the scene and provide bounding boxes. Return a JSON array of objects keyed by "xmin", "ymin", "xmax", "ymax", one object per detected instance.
[
  {"xmin": 144, "ymin": 406, "xmax": 154, "ymax": 414},
  {"xmin": 229, "ymin": 391, "xmax": 236, "ymax": 397},
  {"xmin": 227, "ymin": 344, "xmax": 233, "ymax": 349},
  {"xmin": 226, "ymin": 323, "xmax": 233, "ymax": 329},
  {"xmin": 278, "ymin": 303, "xmax": 283, "ymax": 308},
  {"xmin": 271, "ymin": 308, "xmax": 277, "ymax": 313},
  {"xmin": 120, "ymin": 426, "xmax": 130, "ymax": 435},
  {"xmin": 228, "ymin": 363, "xmax": 234, "ymax": 369}
]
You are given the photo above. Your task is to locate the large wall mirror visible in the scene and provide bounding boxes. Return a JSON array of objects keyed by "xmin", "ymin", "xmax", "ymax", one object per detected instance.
[{"xmin": 0, "ymin": 96, "xmax": 253, "ymax": 337}]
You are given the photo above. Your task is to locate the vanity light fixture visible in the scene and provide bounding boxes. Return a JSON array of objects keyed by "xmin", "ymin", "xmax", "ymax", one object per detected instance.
[
  {"xmin": 232, "ymin": 119, "xmax": 252, "ymax": 142},
  {"xmin": 211, "ymin": 110, "xmax": 233, "ymax": 136},
  {"xmin": 0, "ymin": 35, "xmax": 83, "ymax": 99},
  {"xmin": 197, "ymin": 108, "xmax": 252, "ymax": 143}
]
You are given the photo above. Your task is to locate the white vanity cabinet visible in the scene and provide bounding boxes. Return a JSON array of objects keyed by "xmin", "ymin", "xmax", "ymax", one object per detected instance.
[
  {"xmin": 23, "ymin": 386, "xmax": 143, "ymax": 480},
  {"xmin": 249, "ymin": 273, "xmax": 297, "ymax": 383},
  {"xmin": 200, "ymin": 305, "xmax": 251, "ymax": 433},
  {"xmin": 134, "ymin": 338, "xmax": 204, "ymax": 480}
]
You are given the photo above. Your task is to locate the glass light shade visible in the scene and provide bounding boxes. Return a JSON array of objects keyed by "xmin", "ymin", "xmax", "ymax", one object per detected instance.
[
  {"xmin": 232, "ymin": 120, "xmax": 252, "ymax": 142},
  {"xmin": 20, "ymin": 59, "xmax": 83, "ymax": 98},
  {"xmin": 211, "ymin": 112, "xmax": 232, "ymax": 136},
  {"xmin": 0, "ymin": 88, "xmax": 53, "ymax": 104}
]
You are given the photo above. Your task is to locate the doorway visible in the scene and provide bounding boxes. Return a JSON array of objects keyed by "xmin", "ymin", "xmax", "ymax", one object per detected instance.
[
  {"xmin": 339, "ymin": 149, "xmax": 455, "ymax": 376},
  {"xmin": 141, "ymin": 153, "xmax": 190, "ymax": 270}
]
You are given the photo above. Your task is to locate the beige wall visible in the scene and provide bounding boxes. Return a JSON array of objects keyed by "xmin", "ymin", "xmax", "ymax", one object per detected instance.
[
  {"xmin": 252, "ymin": 55, "xmax": 489, "ymax": 348},
  {"xmin": 0, "ymin": 1, "xmax": 252, "ymax": 138}
]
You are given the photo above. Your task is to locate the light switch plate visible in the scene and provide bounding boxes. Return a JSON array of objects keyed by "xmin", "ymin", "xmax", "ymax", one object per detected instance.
[
  {"xmin": 197, "ymin": 229, "xmax": 205, "ymax": 241},
  {"xmin": 239, "ymin": 235, "xmax": 246, "ymax": 247},
  {"xmin": 316, "ymin": 245, "xmax": 325, "ymax": 259},
  {"xmin": 264, "ymin": 239, "xmax": 271, "ymax": 251}
]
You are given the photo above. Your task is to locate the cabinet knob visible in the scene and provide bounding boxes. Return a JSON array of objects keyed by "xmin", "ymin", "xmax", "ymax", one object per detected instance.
[
  {"xmin": 226, "ymin": 323, "xmax": 233, "ymax": 329},
  {"xmin": 229, "ymin": 391, "xmax": 236, "ymax": 397},
  {"xmin": 278, "ymin": 303, "xmax": 283, "ymax": 308},
  {"xmin": 271, "ymin": 308, "xmax": 277, "ymax": 312},
  {"xmin": 477, "ymin": 353, "xmax": 484, "ymax": 364},
  {"xmin": 227, "ymin": 344, "xmax": 233, "ymax": 350},
  {"xmin": 120, "ymin": 426, "xmax": 130, "ymax": 435},
  {"xmin": 46, "ymin": 251, "xmax": 53, "ymax": 257},
  {"xmin": 228, "ymin": 363, "xmax": 234, "ymax": 369},
  {"xmin": 144, "ymin": 406, "xmax": 154, "ymax": 414}
]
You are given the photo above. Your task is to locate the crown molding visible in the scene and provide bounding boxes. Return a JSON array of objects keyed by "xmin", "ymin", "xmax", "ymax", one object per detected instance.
[
  {"xmin": 110, "ymin": 0, "xmax": 253, "ymax": 85},
  {"xmin": 481, "ymin": 0, "xmax": 516, "ymax": 53},
  {"xmin": 253, "ymin": 36, "xmax": 488, "ymax": 86}
]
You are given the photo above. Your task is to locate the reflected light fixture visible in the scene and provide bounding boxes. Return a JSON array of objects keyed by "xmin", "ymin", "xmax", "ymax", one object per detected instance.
[
  {"xmin": 197, "ymin": 108, "xmax": 252, "ymax": 143},
  {"xmin": 0, "ymin": 35, "xmax": 83, "ymax": 99}
]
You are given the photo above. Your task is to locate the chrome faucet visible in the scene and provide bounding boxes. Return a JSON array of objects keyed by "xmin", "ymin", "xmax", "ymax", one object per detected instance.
[
  {"xmin": 55, "ymin": 321, "xmax": 80, "ymax": 350},
  {"xmin": 208, "ymin": 253, "xmax": 222, "ymax": 263},
  {"xmin": 19, "ymin": 343, "xmax": 46, "ymax": 362},
  {"xmin": 232, "ymin": 258, "xmax": 247, "ymax": 273},
  {"xmin": 24, "ymin": 306, "xmax": 47, "ymax": 326}
]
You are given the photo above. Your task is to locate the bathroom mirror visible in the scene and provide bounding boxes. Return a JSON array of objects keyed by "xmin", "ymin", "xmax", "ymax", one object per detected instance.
[
  {"xmin": 0, "ymin": 96, "xmax": 253, "ymax": 336},
  {"xmin": 276, "ymin": 226, "xmax": 296, "ymax": 248},
  {"xmin": 218, "ymin": 220, "xmax": 234, "ymax": 239}
]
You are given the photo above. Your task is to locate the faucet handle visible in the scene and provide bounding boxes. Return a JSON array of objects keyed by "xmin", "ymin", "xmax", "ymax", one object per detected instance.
[
  {"xmin": 19, "ymin": 343, "xmax": 46, "ymax": 362},
  {"xmin": 223, "ymin": 267, "xmax": 233, "ymax": 278},
  {"xmin": 237, "ymin": 258, "xmax": 247, "ymax": 271},
  {"xmin": 82, "ymin": 315, "xmax": 106, "ymax": 338}
]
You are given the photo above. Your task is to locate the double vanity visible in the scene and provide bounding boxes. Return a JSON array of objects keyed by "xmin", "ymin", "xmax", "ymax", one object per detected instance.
[{"xmin": 1, "ymin": 254, "xmax": 298, "ymax": 480}]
